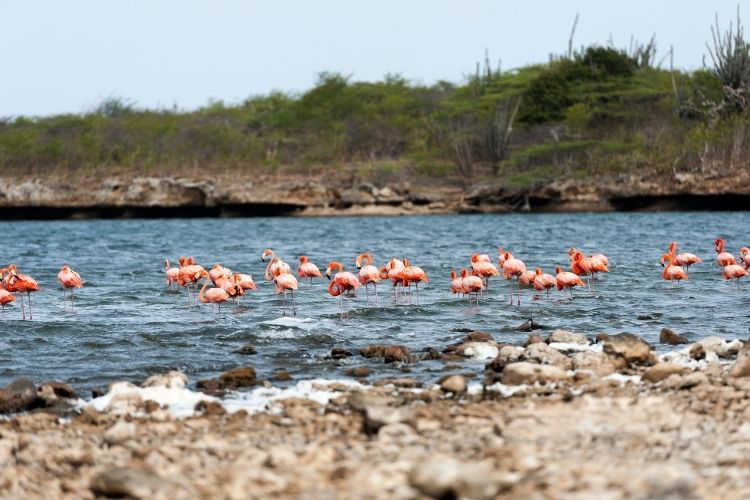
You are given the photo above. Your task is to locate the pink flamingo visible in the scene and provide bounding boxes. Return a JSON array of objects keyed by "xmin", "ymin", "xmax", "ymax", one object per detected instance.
[
  {"xmin": 356, "ymin": 252, "xmax": 381, "ymax": 300},
  {"xmin": 198, "ymin": 272, "xmax": 231, "ymax": 313},
  {"xmin": 261, "ymin": 249, "xmax": 291, "ymax": 281},
  {"xmin": 272, "ymin": 268, "xmax": 299, "ymax": 314},
  {"xmin": 470, "ymin": 253, "xmax": 499, "ymax": 289},
  {"xmin": 739, "ymin": 247, "xmax": 750, "ymax": 270},
  {"xmin": 532, "ymin": 268, "xmax": 556, "ymax": 297},
  {"xmin": 4, "ymin": 264, "xmax": 41, "ymax": 320},
  {"xmin": 449, "ymin": 270, "xmax": 464, "ymax": 297},
  {"xmin": 715, "ymin": 239, "xmax": 736, "ymax": 267},
  {"xmin": 164, "ymin": 258, "xmax": 179, "ymax": 287},
  {"xmin": 723, "ymin": 263, "xmax": 747, "ymax": 287},
  {"xmin": 661, "ymin": 254, "xmax": 688, "ymax": 285},
  {"xmin": 57, "ymin": 265, "xmax": 83, "ymax": 311},
  {"xmin": 177, "ymin": 257, "xmax": 206, "ymax": 305},
  {"xmin": 502, "ymin": 252, "xmax": 526, "ymax": 306},
  {"xmin": 460, "ymin": 268, "xmax": 483, "ymax": 304},
  {"xmin": 0, "ymin": 268, "xmax": 15, "ymax": 312},
  {"xmin": 555, "ymin": 265, "xmax": 585, "ymax": 298},
  {"xmin": 326, "ymin": 261, "xmax": 359, "ymax": 316},
  {"xmin": 400, "ymin": 258, "xmax": 429, "ymax": 302},
  {"xmin": 297, "ymin": 256, "xmax": 322, "ymax": 283},
  {"xmin": 660, "ymin": 242, "xmax": 701, "ymax": 275}
]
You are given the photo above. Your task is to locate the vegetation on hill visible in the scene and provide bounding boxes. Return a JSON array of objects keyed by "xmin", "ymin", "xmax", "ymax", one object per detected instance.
[{"xmin": 2, "ymin": 11, "xmax": 750, "ymax": 189}]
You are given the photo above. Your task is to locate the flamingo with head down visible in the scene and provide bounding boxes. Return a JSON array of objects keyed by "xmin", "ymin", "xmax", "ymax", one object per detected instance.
[
  {"xmin": 297, "ymin": 256, "xmax": 322, "ymax": 283},
  {"xmin": 555, "ymin": 265, "xmax": 585, "ymax": 298},
  {"xmin": 460, "ymin": 268, "xmax": 483, "ymax": 304},
  {"xmin": 739, "ymin": 247, "xmax": 750, "ymax": 270},
  {"xmin": 164, "ymin": 258, "xmax": 179, "ymax": 287},
  {"xmin": 0, "ymin": 268, "xmax": 15, "ymax": 311},
  {"xmin": 532, "ymin": 268, "xmax": 556, "ymax": 297},
  {"xmin": 57, "ymin": 265, "xmax": 83, "ymax": 311},
  {"xmin": 326, "ymin": 261, "xmax": 359, "ymax": 316},
  {"xmin": 3, "ymin": 264, "xmax": 40, "ymax": 320}
]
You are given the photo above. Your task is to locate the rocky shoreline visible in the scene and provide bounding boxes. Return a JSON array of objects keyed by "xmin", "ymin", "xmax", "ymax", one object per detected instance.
[
  {"xmin": 3, "ymin": 329, "xmax": 750, "ymax": 498},
  {"xmin": 2, "ymin": 168, "xmax": 750, "ymax": 219}
]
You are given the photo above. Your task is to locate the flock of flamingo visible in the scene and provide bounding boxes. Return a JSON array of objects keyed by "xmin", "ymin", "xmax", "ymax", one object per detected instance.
[{"xmin": 0, "ymin": 238, "xmax": 747, "ymax": 320}]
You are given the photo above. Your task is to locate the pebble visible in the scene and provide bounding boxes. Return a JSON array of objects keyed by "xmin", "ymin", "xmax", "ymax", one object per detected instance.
[
  {"xmin": 233, "ymin": 343, "xmax": 257, "ymax": 355},
  {"xmin": 729, "ymin": 346, "xmax": 750, "ymax": 378},
  {"xmin": 346, "ymin": 367, "xmax": 370, "ymax": 378},
  {"xmin": 602, "ymin": 333, "xmax": 653, "ymax": 366},
  {"xmin": 502, "ymin": 362, "xmax": 569, "ymax": 385},
  {"xmin": 547, "ymin": 329, "xmax": 588, "ymax": 345},
  {"xmin": 90, "ymin": 467, "xmax": 195, "ymax": 500},
  {"xmin": 103, "ymin": 421, "xmax": 136, "ymax": 445},
  {"xmin": 643, "ymin": 363, "xmax": 688, "ymax": 383},
  {"xmin": 409, "ymin": 456, "xmax": 501, "ymax": 500}
]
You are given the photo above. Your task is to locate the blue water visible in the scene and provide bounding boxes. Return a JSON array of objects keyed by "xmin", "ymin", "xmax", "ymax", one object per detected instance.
[{"xmin": 0, "ymin": 213, "xmax": 748, "ymax": 393}]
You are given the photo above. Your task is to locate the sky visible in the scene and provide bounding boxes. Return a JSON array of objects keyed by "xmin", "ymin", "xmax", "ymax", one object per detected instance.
[{"xmin": 0, "ymin": 0, "xmax": 744, "ymax": 117}]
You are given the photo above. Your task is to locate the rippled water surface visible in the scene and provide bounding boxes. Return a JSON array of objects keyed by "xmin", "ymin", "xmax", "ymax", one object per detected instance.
[{"xmin": 1, "ymin": 213, "xmax": 748, "ymax": 392}]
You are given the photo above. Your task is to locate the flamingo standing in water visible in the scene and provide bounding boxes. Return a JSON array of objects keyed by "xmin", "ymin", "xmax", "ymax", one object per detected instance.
[
  {"xmin": 297, "ymin": 256, "xmax": 322, "ymax": 283},
  {"xmin": 355, "ymin": 252, "xmax": 381, "ymax": 300},
  {"xmin": 177, "ymin": 258, "xmax": 206, "ymax": 305},
  {"xmin": 3, "ymin": 264, "xmax": 40, "ymax": 320},
  {"xmin": 449, "ymin": 270, "xmax": 464, "ymax": 297},
  {"xmin": 502, "ymin": 252, "xmax": 526, "ymax": 306},
  {"xmin": 272, "ymin": 268, "xmax": 299, "ymax": 314},
  {"xmin": 738, "ymin": 247, "xmax": 750, "ymax": 270},
  {"xmin": 532, "ymin": 268, "xmax": 556, "ymax": 297},
  {"xmin": 555, "ymin": 265, "xmax": 585, "ymax": 298},
  {"xmin": 400, "ymin": 258, "xmax": 429, "ymax": 302},
  {"xmin": 326, "ymin": 261, "xmax": 359, "ymax": 315},
  {"xmin": 381, "ymin": 258, "xmax": 406, "ymax": 299},
  {"xmin": 460, "ymin": 268, "xmax": 483, "ymax": 304},
  {"xmin": 261, "ymin": 249, "xmax": 291, "ymax": 281},
  {"xmin": 661, "ymin": 254, "xmax": 688, "ymax": 285},
  {"xmin": 234, "ymin": 273, "xmax": 257, "ymax": 293},
  {"xmin": 715, "ymin": 238, "xmax": 736, "ymax": 267},
  {"xmin": 198, "ymin": 272, "xmax": 231, "ymax": 313},
  {"xmin": 0, "ymin": 268, "xmax": 15, "ymax": 311},
  {"xmin": 570, "ymin": 251, "xmax": 595, "ymax": 290},
  {"xmin": 660, "ymin": 242, "xmax": 701, "ymax": 275},
  {"xmin": 164, "ymin": 259, "xmax": 179, "ymax": 288},
  {"xmin": 497, "ymin": 247, "xmax": 507, "ymax": 268},
  {"xmin": 57, "ymin": 265, "xmax": 83, "ymax": 311},
  {"xmin": 470, "ymin": 253, "xmax": 499, "ymax": 289},
  {"xmin": 723, "ymin": 263, "xmax": 747, "ymax": 286}
]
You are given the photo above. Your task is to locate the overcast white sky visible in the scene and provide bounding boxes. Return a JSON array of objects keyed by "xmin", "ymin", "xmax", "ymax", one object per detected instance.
[{"xmin": 0, "ymin": 1, "xmax": 743, "ymax": 116}]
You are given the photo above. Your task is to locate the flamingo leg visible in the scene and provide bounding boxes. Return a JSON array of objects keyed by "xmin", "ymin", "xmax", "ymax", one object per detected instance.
[
  {"xmin": 20, "ymin": 294, "xmax": 26, "ymax": 320},
  {"xmin": 28, "ymin": 293, "xmax": 32, "ymax": 320}
]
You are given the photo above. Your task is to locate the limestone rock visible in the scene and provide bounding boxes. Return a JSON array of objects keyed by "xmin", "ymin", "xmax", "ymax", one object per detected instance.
[
  {"xmin": 103, "ymin": 421, "xmax": 137, "ymax": 445},
  {"xmin": 643, "ymin": 363, "xmax": 689, "ymax": 383},
  {"xmin": 90, "ymin": 467, "xmax": 194, "ymax": 500},
  {"xmin": 571, "ymin": 351, "xmax": 616, "ymax": 377},
  {"xmin": 0, "ymin": 378, "xmax": 43, "ymax": 414},
  {"xmin": 730, "ymin": 346, "xmax": 750, "ymax": 378},
  {"xmin": 502, "ymin": 362, "xmax": 569, "ymax": 385},
  {"xmin": 547, "ymin": 329, "xmax": 588, "ymax": 345},
  {"xmin": 438, "ymin": 375, "xmax": 467, "ymax": 395},
  {"xmin": 359, "ymin": 344, "xmax": 414, "ymax": 363},
  {"xmin": 522, "ymin": 342, "xmax": 572, "ymax": 369},
  {"xmin": 142, "ymin": 371, "xmax": 187, "ymax": 389},
  {"xmin": 409, "ymin": 456, "xmax": 501, "ymax": 499},
  {"xmin": 602, "ymin": 333, "xmax": 653, "ymax": 366},
  {"xmin": 659, "ymin": 328, "xmax": 689, "ymax": 345}
]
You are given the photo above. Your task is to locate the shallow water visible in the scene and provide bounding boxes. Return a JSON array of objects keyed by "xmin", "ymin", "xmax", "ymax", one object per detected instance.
[{"xmin": 1, "ymin": 213, "xmax": 748, "ymax": 392}]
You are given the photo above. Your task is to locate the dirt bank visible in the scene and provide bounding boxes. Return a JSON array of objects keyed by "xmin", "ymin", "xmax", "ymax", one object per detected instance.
[{"xmin": 2, "ymin": 168, "xmax": 750, "ymax": 219}]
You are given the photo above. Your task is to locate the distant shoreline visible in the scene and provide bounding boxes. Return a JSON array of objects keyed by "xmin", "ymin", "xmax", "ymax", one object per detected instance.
[{"xmin": 2, "ymin": 170, "xmax": 750, "ymax": 220}]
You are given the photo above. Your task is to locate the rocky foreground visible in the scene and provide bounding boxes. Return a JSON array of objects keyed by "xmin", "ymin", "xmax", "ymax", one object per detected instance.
[
  {"xmin": 3, "ymin": 330, "xmax": 750, "ymax": 499},
  {"xmin": 3, "ymin": 167, "xmax": 750, "ymax": 218}
]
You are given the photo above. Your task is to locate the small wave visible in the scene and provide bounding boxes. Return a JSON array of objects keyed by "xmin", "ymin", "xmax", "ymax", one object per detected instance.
[{"xmin": 262, "ymin": 316, "xmax": 316, "ymax": 329}]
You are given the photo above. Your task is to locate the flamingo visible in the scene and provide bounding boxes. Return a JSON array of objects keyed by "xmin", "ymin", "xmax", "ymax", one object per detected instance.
[
  {"xmin": 3, "ymin": 264, "xmax": 40, "ymax": 320},
  {"xmin": 555, "ymin": 265, "xmax": 585, "ymax": 298},
  {"xmin": 449, "ymin": 270, "xmax": 464, "ymax": 296},
  {"xmin": 502, "ymin": 252, "xmax": 526, "ymax": 306},
  {"xmin": 739, "ymin": 247, "xmax": 750, "ymax": 270},
  {"xmin": 297, "ymin": 256, "xmax": 322, "ymax": 283},
  {"xmin": 661, "ymin": 242, "xmax": 701, "ymax": 275},
  {"xmin": 57, "ymin": 265, "xmax": 83, "ymax": 311},
  {"xmin": 355, "ymin": 252, "xmax": 381, "ymax": 300},
  {"xmin": 470, "ymin": 253, "xmax": 499, "ymax": 289},
  {"xmin": 570, "ymin": 251, "xmax": 595, "ymax": 290},
  {"xmin": 723, "ymin": 264, "xmax": 747, "ymax": 286},
  {"xmin": 208, "ymin": 264, "xmax": 233, "ymax": 285},
  {"xmin": 400, "ymin": 258, "xmax": 428, "ymax": 302},
  {"xmin": 164, "ymin": 258, "xmax": 179, "ymax": 287},
  {"xmin": 0, "ymin": 268, "xmax": 15, "ymax": 311},
  {"xmin": 198, "ymin": 272, "xmax": 231, "ymax": 313},
  {"xmin": 497, "ymin": 247, "xmax": 507, "ymax": 268},
  {"xmin": 272, "ymin": 268, "xmax": 299, "ymax": 314},
  {"xmin": 569, "ymin": 248, "xmax": 609, "ymax": 284},
  {"xmin": 177, "ymin": 258, "xmax": 206, "ymax": 305},
  {"xmin": 460, "ymin": 268, "xmax": 483, "ymax": 304},
  {"xmin": 325, "ymin": 261, "xmax": 360, "ymax": 314},
  {"xmin": 234, "ymin": 273, "xmax": 257, "ymax": 292},
  {"xmin": 381, "ymin": 258, "xmax": 406, "ymax": 299},
  {"xmin": 715, "ymin": 238, "xmax": 736, "ymax": 267},
  {"xmin": 661, "ymin": 254, "xmax": 688, "ymax": 285},
  {"xmin": 518, "ymin": 269, "xmax": 537, "ymax": 287},
  {"xmin": 532, "ymin": 268, "xmax": 556, "ymax": 297},
  {"xmin": 261, "ymin": 249, "xmax": 291, "ymax": 281}
]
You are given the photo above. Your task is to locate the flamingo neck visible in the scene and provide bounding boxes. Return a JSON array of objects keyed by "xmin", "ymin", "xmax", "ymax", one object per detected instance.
[
  {"xmin": 199, "ymin": 277, "xmax": 209, "ymax": 303},
  {"xmin": 327, "ymin": 280, "xmax": 341, "ymax": 296}
]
